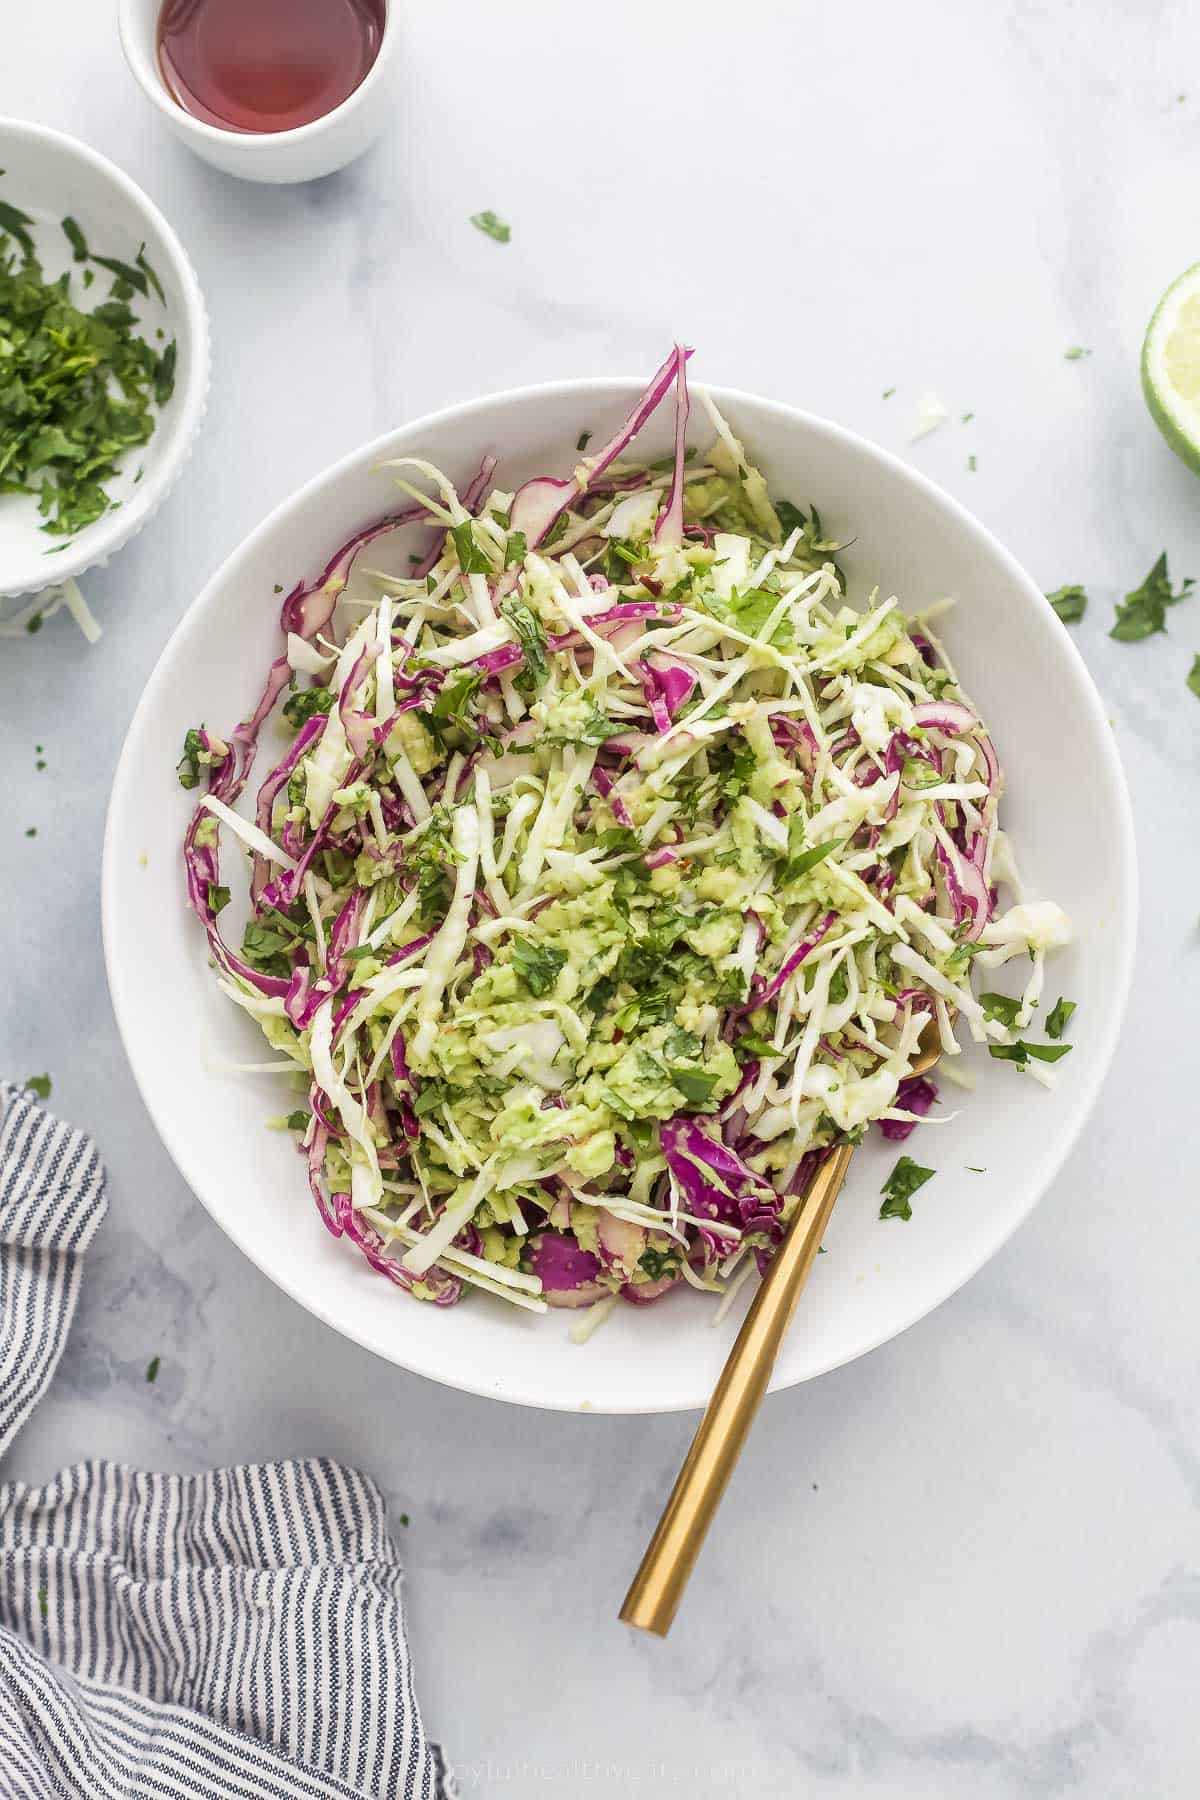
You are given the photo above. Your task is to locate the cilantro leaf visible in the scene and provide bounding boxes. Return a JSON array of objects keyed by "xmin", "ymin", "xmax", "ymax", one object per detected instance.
[
  {"xmin": 1110, "ymin": 553, "xmax": 1194, "ymax": 642},
  {"xmin": 1064, "ymin": 346, "xmax": 1091, "ymax": 360},
  {"xmin": 511, "ymin": 937, "xmax": 566, "ymax": 997},
  {"xmin": 1046, "ymin": 584, "xmax": 1087, "ymax": 623},
  {"xmin": 1046, "ymin": 996, "xmax": 1076, "ymax": 1040},
  {"xmin": 470, "ymin": 210, "xmax": 511, "ymax": 243},
  {"xmin": 664, "ymin": 1026, "xmax": 702, "ymax": 1060},
  {"xmin": 412, "ymin": 1084, "xmax": 444, "ymax": 1118},
  {"xmin": 24, "ymin": 1073, "xmax": 52, "ymax": 1101},
  {"xmin": 499, "ymin": 594, "xmax": 548, "ymax": 684},
  {"xmin": 452, "ymin": 520, "xmax": 493, "ymax": 575},
  {"xmin": 979, "ymin": 991, "xmax": 1022, "ymax": 1028},
  {"xmin": 781, "ymin": 837, "xmax": 841, "ymax": 883},
  {"xmin": 670, "ymin": 1067, "xmax": 719, "ymax": 1106},
  {"xmin": 282, "ymin": 686, "xmax": 334, "ymax": 729},
  {"xmin": 988, "ymin": 1040, "xmax": 1073, "ymax": 1066},
  {"xmin": 1188, "ymin": 654, "xmax": 1200, "ymax": 701},
  {"xmin": 176, "ymin": 728, "xmax": 205, "ymax": 791},
  {"xmin": 145, "ymin": 1355, "xmax": 160, "ymax": 1383},
  {"xmin": 207, "ymin": 883, "xmax": 231, "ymax": 915},
  {"xmin": 61, "ymin": 216, "xmax": 90, "ymax": 261},
  {"xmin": 733, "ymin": 1033, "xmax": 779, "ymax": 1061},
  {"xmin": 879, "ymin": 1155, "xmax": 935, "ymax": 1220},
  {"xmin": 427, "ymin": 669, "xmax": 483, "ymax": 729},
  {"xmin": 503, "ymin": 529, "xmax": 527, "ymax": 569}
]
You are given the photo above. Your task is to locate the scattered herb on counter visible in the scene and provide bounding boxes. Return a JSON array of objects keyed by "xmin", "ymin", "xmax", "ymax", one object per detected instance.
[
  {"xmin": 0, "ymin": 188, "xmax": 177, "ymax": 541},
  {"xmin": 1046, "ymin": 583, "xmax": 1087, "ymax": 624},
  {"xmin": 1110, "ymin": 552, "xmax": 1193, "ymax": 641},
  {"xmin": 880, "ymin": 1155, "xmax": 935, "ymax": 1221},
  {"xmin": 25, "ymin": 1074, "xmax": 52, "ymax": 1100},
  {"xmin": 1188, "ymin": 654, "xmax": 1200, "ymax": 700},
  {"xmin": 470, "ymin": 210, "xmax": 511, "ymax": 244},
  {"xmin": 961, "ymin": 411, "xmax": 975, "ymax": 423},
  {"xmin": 882, "ymin": 387, "xmax": 895, "ymax": 399},
  {"xmin": 24, "ymin": 827, "xmax": 37, "ymax": 838},
  {"xmin": 398, "ymin": 1512, "xmax": 410, "ymax": 1527},
  {"xmin": 576, "ymin": 430, "xmax": 591, "ymax": 452},
  {"xmin": 967, "ymin": 454, "xmax": 977, "ymax": 472},
  {"xmin": 146, "ymin": 1355, "xmax": 160, "ymax": 1383},
  {"xmin": 37, "ymin": 1584, "xmax": 48, "ymax": 1620},
  {"xmin": 965, "ymin": 1166, "xmax": 987, "ymax": 1173},
  {"xmin": 1064, "ymin": 346, "xmax": 1091, "ymax": 360}
]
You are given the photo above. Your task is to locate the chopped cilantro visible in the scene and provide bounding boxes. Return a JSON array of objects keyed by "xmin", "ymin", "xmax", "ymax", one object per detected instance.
[
  {"xmin": 24, "ymin": 826, "xmax": 37, "ymax": 838},
  {"xmin": 670, "ymin": 1067, "xmax": 719, "ymax": 1106},
  {"xmin": 1110, "ymin": 553, "xmax": 1193, "ymax": 642},
  {"xmin": 285, "ymin": 1110, "xmax": 310, "ymax": 1132},
  {"xmin": 37, "ymin": 1583, "xmax": 48, "ymax": 1620},
  {"xmin": 1045, "ymin": 997, "xmax": 1076, "ymax": 1040},
  {"xmin": 576, "ymin": 430, "xmax": 592, "ymax": 452},
  {"xmin": 988, "ymin": 1040, "xmax": 1073, "ymax": 1067},
  {"xmin": 503, "ymin": 529, "xmax": 527, "ymax": 569},
  {"xmin": 412, "ymin": 1084, "xmax": 444, "ymax": 1118},
  {"xmin": 967, "ymin": 454, "xmax": 977, "ymax": 472},
  {"xmin": 879, "ymin": 1155, "xmax": 935, "ymax": 1220},
  {"xmin": 781, "ymin": 836, "xmax": 842, "ymax": 884},
  {"xmin": 145, "ymin": 1355, "xmax": 160, "ymax": 1383},
  {"xmin": 979, "ymin": 991, "xmax": 1022, "ymax": 1028},
  {"xmin": 452, "ymin": 520, "xmax": 492, "ymax": 574},
  {"xmin": 1188, "ymin": 654, "xmax": 1200, "ymax": 700},
  {"xmin": 639, "ymin": 1247, "xmax": 680, "ymax": 1280},
  {"xmin": 499, "ymin": 594, "xmax": 548, "ymax": 684},
  {"xmin": 207, "ymin": 883, "xmax": 231, "ymax": 915},
  {"xmin": 1046, "ymin": 584, "xmax": 1087, "ymax": 624},
  {"xmin": 61, "ymin": 216, "xmax": 89, "ymax": 261},
  {"xmin": 1064, "ymin": 346, "xmax": 1091, "ymax": 360},
  {"xmin": 0, "ymin": 192, "xmax": 177, "ymax": 539},
  {"xmin": 882, "ymin": 387, "xmax": 896, "ymax": 399},
  {"xmin": 470, "ymin": 210, "xmax": 511, "ymax": 244},
  {"xmin": 511, "ymin": 937, "xmax": 566, "ymax": 997},
  {"xmin": 282, "ymin": 687, "xmax": 334, "ymax": 729},
  {"xmin": 25, "ymin": 1073, "xmax": 52, "ymax": 1101}
]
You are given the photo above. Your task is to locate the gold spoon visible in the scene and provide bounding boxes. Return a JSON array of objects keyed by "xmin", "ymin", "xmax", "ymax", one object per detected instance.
[{"xmin": 620, "ymin": 1020, "xmax": 942, "ymax": 1636}]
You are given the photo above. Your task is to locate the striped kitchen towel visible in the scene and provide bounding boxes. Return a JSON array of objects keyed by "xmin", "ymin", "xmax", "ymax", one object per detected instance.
[{"xmin": 0, "ymin": 1081, "xmax": 452, "ymax": 1799}]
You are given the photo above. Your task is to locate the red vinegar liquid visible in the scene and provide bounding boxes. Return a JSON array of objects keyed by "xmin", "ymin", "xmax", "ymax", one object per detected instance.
[{"xmin": 157, "ymin": 0, "xmax": 385, "ymax": 135}]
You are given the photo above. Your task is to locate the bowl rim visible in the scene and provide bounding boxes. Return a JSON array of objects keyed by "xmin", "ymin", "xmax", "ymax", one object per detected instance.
[
  {"xmin": 102, "ymin": 374, "xmax": 1139, "ymax": 1413},
  {"xmin": 116, "ymin": 0, "xmax": 399, "ymax": 150},
  {"xmin": 0, "ymin": 117, "xmax": 209, "ymax": 599}
]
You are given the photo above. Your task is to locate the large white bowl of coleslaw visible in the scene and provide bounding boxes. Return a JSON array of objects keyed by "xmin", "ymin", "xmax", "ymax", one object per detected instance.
[{"xmin": 102, "ymin": 356, "xmax": 1136, "ymax": 1413}]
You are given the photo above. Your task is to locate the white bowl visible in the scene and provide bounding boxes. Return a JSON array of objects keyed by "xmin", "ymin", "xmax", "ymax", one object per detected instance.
[
  {"xmin": 117, "ymin": 0, "xmax": 400, "ymax": 184},
  {"xmin": 102, "ymin": 377, "xmax": 1137, "ymax": 1414},
  {"xmin": 0, "ymin": 119, "xmax": 208, "ymax": 601}
]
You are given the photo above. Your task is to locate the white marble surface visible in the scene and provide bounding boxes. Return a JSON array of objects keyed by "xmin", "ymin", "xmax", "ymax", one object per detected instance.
[{"xmin": 3, "ymin": 4, "xmax": 1200, "ymax": 1793}]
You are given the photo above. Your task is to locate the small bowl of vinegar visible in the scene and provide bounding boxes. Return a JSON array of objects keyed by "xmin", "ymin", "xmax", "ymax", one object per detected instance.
[{"xmin": 118, "ymin": 0, "xmax": 399, "ymax": 183}]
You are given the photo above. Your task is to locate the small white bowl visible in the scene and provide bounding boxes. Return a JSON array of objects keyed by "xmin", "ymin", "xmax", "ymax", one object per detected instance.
[
  {"xmin": 117, "ymin": 0, "xmax": 400, "ymax": 184},
  {"xmin": 0, "ymin": 119, "xmax": 208, "ymax": 602},
  {"xmin": 103, "ymin": 376, "xmax": 1137, "ymax": 1414}
]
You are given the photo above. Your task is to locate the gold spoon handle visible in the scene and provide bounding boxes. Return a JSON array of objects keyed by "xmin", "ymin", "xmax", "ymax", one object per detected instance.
[{"xmin": 619, "ymin": 1140, "xmax": 856, "ymax": 1637}]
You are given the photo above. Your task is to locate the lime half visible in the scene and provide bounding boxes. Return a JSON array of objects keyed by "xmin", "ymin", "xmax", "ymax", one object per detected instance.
[{"xmin": 1143, "ymin": 263, "xmax": 1200, "ymax": 475}]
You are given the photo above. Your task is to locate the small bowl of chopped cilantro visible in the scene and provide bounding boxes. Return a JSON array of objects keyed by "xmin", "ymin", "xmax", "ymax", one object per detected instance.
[{"xmin": 0, "ymin": 119, "xmax": 208, "ymax": 611}]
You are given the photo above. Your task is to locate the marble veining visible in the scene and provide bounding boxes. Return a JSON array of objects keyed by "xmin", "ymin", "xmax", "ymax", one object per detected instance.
[{"xmin": 3, "ymin": 3, "xmax": 1200, "ymax": 1793}]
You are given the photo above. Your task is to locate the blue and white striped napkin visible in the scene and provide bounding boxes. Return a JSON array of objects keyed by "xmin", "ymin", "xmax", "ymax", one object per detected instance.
[{"xmin": 0, "ymin": 1082, "xmax": 453, "ymax": 1798}]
